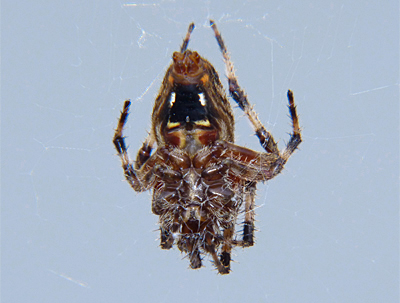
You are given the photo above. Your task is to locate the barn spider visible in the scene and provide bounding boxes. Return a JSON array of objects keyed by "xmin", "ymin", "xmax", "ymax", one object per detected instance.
[{"xmin": 113, "ymin": 20, "xmax": 301, "ymax": 274}]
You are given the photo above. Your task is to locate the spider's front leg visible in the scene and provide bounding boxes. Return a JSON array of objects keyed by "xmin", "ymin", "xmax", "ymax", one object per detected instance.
[
  {"xmin": 210, "ymin": 20, "xmax": 301, "ymax": 162},
  {"xmin": 113, "ymin": 100, "xmax": 155, "ymax": 192},
  {"xmin": 211, "ymin": 20, "xmax": 279, "ymax": 155}
]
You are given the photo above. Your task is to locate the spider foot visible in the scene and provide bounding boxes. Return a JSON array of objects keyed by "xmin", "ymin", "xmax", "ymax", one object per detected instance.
[
  {"xmin": 160, "ymin": 229, "xmax": 174, "ymax": 249},
  {"xmin": 242, "ymin": 222, "xmax": 254, "ymax": 247}
]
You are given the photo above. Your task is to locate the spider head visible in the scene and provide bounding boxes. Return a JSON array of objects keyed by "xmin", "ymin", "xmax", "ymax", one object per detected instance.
[{"xmin": 171, "ymin": 50, "xmax": 207, "ymax": 85}]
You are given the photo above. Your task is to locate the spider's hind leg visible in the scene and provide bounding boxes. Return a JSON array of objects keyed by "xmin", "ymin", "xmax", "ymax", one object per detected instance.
[
  {"xmin": 177, "ymin": 236, "xmax": 203, "ymax": 270},
  {"xmin": 242, "ymin": 183, "xmax": 256, "ymax": 247},
  {"xmin": 205, "ymin": 238, "xmax": 230, "ymax": 275},
  {"xmin": 159, "ymin": 211, "xmax": 180, "ymax": 249},
  {"xmin": 219, "ymin": 225, "xmax": 235, "ymax": 273},
  {"xmin": 160, "ymin": 228, "xmax": 174, "ymax": 249}
]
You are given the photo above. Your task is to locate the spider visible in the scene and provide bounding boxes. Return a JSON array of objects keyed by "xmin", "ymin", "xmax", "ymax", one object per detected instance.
[{"xmin": 113, "ymin": 20, "xmax": 301, "ymax": 274}]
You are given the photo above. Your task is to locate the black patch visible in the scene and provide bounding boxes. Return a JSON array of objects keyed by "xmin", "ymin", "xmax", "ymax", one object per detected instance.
[
  {"xmin": 220, "ymin": 251, "xmax": 231, "ymax": 267},
  {"xmin": 169, "ymin": 85, "xmax": 207, "ymax": 123},
  {"xmin": 243, "ymin": 222, "xmax": 254, "ymax": 247}
]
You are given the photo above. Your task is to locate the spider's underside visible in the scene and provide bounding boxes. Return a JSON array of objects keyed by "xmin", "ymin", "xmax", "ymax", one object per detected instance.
[{"xmin": 113, "ymin": 20, "xmax": 301, "ymax": 274}]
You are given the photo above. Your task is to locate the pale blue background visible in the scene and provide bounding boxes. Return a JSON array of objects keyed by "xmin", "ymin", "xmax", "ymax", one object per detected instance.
[{"xmin": 2, "ymin": 1, "xmax": 398, "ymax": 302}]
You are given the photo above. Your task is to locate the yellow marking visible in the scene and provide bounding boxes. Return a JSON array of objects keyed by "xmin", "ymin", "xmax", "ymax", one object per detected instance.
[
  {"xmin": 167, "ymin": 121, "xmax": 181, "ymax": 129},
  {"xmin": 194, "ymin": 119, "xmax": 210, "ymax": 127}
]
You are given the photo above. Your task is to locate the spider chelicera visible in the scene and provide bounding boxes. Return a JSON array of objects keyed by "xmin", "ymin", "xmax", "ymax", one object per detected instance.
[{"xmin": 113, "ymin": 20, "xmax": 301, "ymax": 274}]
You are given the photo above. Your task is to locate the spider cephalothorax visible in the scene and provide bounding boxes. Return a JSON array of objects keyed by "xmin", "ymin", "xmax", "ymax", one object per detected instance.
[{"xmin": 113, "ymin": 20, "xmax": 301, "ymax": 274}]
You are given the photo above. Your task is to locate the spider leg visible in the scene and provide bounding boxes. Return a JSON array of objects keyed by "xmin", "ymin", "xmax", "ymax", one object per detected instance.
[
  {"xmin": 113, "ymin": 100, "xmax": 155, "ymax": 192},
  {"xmin": 210, "ymin": 20, "xmax": 280, "ymax": 155},
  {"xmin": 177, "ymin": 236, "xmax": 203, "ymax": 269},
  {"xmin": 160, "ymin": 208, "xmax": 180, "ymax": 249},
  {"xmin": 189, "ymin": 248, "xmax": 202, "ymax": 269},
  {"xmin": 242, "ymin": 182, "xmax": 256, "ymax": 247},
  {"xmin": 134, "ymin": 134, "xmax": 155, "ymax": 170},
  {"xmin": 281, "ymin": 90, "xmax": 302, "ymax": 161},
  {"xmin": 180, "ymin": 22, "xmax": 195, "ymax": 53},
  {"xmin": 204, "ymin": 233, "xmax": 229, "ymax": 275},
  {"xmin": 160, "ymin": 228, "xmax": 174, "ymax": 249},
  {"xmin": 220, "ymin": 225, "xmax": 235, "ymax": 272}
]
